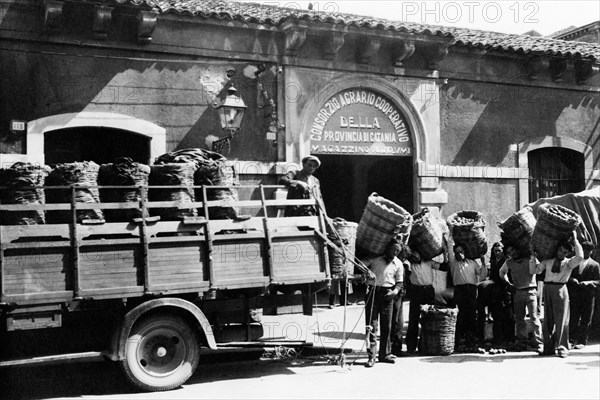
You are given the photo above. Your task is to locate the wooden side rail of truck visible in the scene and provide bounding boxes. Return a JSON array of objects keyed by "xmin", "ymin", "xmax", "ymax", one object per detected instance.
[{"xmin": 0, "ymin": 184, "xmax": 331, "ymax": 391}]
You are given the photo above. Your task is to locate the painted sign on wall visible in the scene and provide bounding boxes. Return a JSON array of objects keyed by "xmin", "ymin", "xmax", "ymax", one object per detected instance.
[{"xmin": 310, "ymin": 89, "xmax": 412, "ymax": 156}]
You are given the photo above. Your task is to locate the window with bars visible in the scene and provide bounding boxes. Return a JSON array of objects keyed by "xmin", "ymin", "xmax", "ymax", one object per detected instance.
[{"xmin": 528, "ymin": 147, "xmax": 585, "ymax": 202}]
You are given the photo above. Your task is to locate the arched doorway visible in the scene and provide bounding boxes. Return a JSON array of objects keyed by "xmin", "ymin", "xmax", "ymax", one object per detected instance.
[
  {"xmin": 316, "ymin": 155, "xmax": 413, "ymax": 222},
  {"xmin": 26, "ymin": 112, "xmax": 167, "ymax": 165},
  {"xmin": 308, "ymin": 87, "xmax": 416, "ymax": 222},
  {"xmin": 44, "ymin": 127, "xmax": 150, "ymax": 165}
]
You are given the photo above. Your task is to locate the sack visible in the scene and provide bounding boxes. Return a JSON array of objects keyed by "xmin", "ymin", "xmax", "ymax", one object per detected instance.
[
  {"xmin": 409, "ymin": 208, "xmax": 445, "ymax": 260},
  {"xmin": 356, "ymin": 193, "xmax": 412, "ymax": 255},
  {"xmin": 98, "ymin": 158, "xmax": 150, "ymax": 222},
  {"xmin": 447, "ymin": 210, "xmax": 487, "ymax": 259},
  {"xmin": 531, "ymin": 203, "xmax": 581, "ymax": 260},
  {"xmin": 45, "ymin": 161, "xmax": 104, "ymax": 223},
  {"xmin": 0, "ymin": 162, "xmax": 50, "ymax": 225},
  {"xmin": 149, "ymin": 163, "xmax": 197, "ymax": 221},
  {"xmin": 195, "ymin": 161, "xmax": 240, "ymax": 219}
]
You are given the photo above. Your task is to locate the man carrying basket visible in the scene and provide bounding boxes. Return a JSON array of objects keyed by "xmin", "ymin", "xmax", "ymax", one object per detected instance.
[{"xmin": 529, "ymin": 231, "xmax": 583, "ymax": 358}]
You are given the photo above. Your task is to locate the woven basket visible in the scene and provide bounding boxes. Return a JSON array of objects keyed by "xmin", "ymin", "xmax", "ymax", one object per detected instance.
[
  {"xmin": 328, "ymin": 218, "xmax": 358, "ymax": 278},
  {"xmin": 531, "ymin": 203, "xmax": 581, "ymax": 260},
  {"xmin": 447, "ymin": 210, "xmax": 487, "ymax": 259},
  {"xmin": 498, "ymin": 206, "xmax": 536, "ymax": 243},
  {"xmin": 99, "ymin": 158, "xmax": 150, "ymax": 222},
  {"xmin": 409, "ymin": 208, "xmax": 445, "ymax": 260},
  {"xmin": 149, "ymin": 162, "xmax": 197, "ymax": 221},
  {"xmin": 501, "ymin": 232, "xmax": 532, "ymax": 258},
  {"xmin": 45, "ymin": 161, "xmax": 104, "ymax": 223},
  {"xmin": 356, "ymin": 193, "xmax": 412, "ymax": 255},
  {"xmin": 419, "ymin": 305, "xmax": 458, "ymax": 356},
  {"xmin": 0, "ymin": 163, "xmax": 50, "ymax": 225},
  {"xmin": 195, "ymin": 161, "xmax": 240, "ymax": 219}
]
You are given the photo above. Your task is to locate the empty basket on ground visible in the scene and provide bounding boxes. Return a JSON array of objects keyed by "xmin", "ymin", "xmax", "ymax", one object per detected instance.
[
  {"xmin": 45, "ymin": 161, "xmax": 104, "ymax": 224},
  {"xmin": 419, "ymin": 305, "xmax": 458, "ymax": 356},
  {"xmin": 446, "ymin": 210, "xmax": 487, "ymax": 259},
  {"xmin": 327, "ymin": 218, "xmax": 358, "ymax": 278},
  {"xmin": 149, "ymin": 162, "xmax": 197, "ymax": 221},
  {"xmin": 195, "ymin": 161, "xmax": 240, "ymax": 219},
  {"xmin": 356, "ymin": 193, "xmax": 412, "ymax": 255},
  {"xmin": 0, "ymin": 162, "xmax": 50, "ymax": 225},
  {"xmin": 499, "ymin": 206, "xmax": 536, "ymax": 256},
  {"xmin": 531, "ymin": 203, "xmax": 581, "ymax": 260},
  {"xmin": 98, "ymin": 158, "xmax": 151, "ymax": 222},
  {"xmin": 409, "ymin": 208, "xmax": 445, "ymax": 260}
]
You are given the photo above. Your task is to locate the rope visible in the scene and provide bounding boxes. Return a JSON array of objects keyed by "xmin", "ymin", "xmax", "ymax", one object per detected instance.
[{"xmin": 310, "ymin": 187, "xmax": 376, "ymax": 368}]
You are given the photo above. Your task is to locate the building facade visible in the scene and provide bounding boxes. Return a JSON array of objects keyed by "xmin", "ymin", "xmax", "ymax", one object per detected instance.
[
  {"xmin": 549, "ymin": 21, "xmax": 600, "ymax": 44},
  {"xmin": 1, "ymin": 0, "xmax": 599, "ymax": 243}
]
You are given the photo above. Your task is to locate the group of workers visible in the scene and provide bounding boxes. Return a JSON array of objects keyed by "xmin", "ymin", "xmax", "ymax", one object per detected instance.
[{"xmin": 279, "ymin": 155, "xmax": 600, "ymax": 368}]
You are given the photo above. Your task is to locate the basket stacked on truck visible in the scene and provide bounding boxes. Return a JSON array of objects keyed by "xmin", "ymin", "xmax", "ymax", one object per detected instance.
[
  {"xmin": 45, "ymin": 161, "xmax": 104, "ymax": 224},
  {"xmin": 498, "ymin": 206, "xmax": 536, "ymax": 257},
  {"xmin": 356, "ymin": 193, "xmax": 412, "ymax": 255},
  {"xmin": 531, "ymin": 203, "xmax": 581, "ymax": 260},
  {"xmin": 446, "ymin": 210, "xmax": 487, "ymax": 259},
  {"xmin": 0, "ymin": 162, "xmax": 50, "ymax": 225},
  {"xmin": 155, "ymin": 148, "xmax": 241, "ymax": 220},
  {"xmin": 98, "ymin": 157, "xmax": 151, "ymax": 222},
  {"xmin": 149, "ymin": 162, "xmax": 198, "ymax": 221}
]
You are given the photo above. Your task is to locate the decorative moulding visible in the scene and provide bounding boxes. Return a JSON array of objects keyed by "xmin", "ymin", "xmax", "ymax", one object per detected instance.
[
  {"xmin": 93, "ymin": 5, "xmax": 114, "ymax": 40},
  {"xmin": 575, "ymin": 60, "xmax": 600, "ymax": 85},
  {"xmin": 549, "ymin": 58, "xmax": 567, "ymax": 82},
  {"xmin": 424, "ymin": 43, "xmax": 448, "ymax": 70},
  {"xmin": 137, "ymin": 10, "xmax": 158, "ymax": 43},
  {"xmin": 323, "ymin": 30, "xmax": 345, "ymax": 60},
  {"xmin": 282, "ymin": 21, "xmax": 308, "ymax": 57},
  {"xmin": 356, "ymin": 36, "xmax": 381, "ymax": 64},
  {"xmin": 43, "ymin": 0, "xmax": 64, "ymax": 32},
  {"xmin": 394, "ymin": 40, "xmax": 416, "ymax": 67}
]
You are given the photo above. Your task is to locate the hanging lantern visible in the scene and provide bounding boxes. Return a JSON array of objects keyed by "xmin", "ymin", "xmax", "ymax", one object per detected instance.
[{"xmin": 214, "ymin": 84, "xmax": 247, "ymax": 137}]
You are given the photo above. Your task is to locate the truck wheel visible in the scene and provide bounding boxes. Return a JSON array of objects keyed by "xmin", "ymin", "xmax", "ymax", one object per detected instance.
[{"xmin": 121, "ymin": 314, "xmax": 200, "ymax": 391}]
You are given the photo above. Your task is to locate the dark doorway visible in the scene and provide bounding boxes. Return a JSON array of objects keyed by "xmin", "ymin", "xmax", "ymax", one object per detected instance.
[
  {"xmin": 528, "ymin": 147, "xmax": 585, "ymax": 202},
  {"xmin": 315, "ymin": 155, "xmax": 413, "ymax": 223},
  {"xmin": 44, "ymin": 127, "xmax": 150, "ymax": 165}
]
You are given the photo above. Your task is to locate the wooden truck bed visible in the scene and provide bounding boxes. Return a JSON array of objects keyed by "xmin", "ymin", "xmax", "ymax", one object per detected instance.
[{"xmin": 0, "ymin": 185, "xmax": 331, "ymax": 306}]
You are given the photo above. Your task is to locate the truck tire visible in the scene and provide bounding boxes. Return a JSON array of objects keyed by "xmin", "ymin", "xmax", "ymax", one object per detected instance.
[{"xmin": 120, "ymin": 314, "xmax": 200, "ymax": 391}]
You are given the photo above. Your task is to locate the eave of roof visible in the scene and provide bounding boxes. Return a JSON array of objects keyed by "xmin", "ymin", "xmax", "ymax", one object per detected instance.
[{"xmin": 114, "ymin": 0, "xmax": 600, "ymax": 61}]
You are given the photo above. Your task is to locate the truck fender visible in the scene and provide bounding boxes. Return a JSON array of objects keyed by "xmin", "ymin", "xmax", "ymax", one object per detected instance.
[{"xmin": 108, "ymin": 298, "xmax": 217, "ymax": 361}]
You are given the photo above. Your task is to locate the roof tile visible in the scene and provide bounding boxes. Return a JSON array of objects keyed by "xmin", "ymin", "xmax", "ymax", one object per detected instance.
[{"xmin": 117, "ymin": 0, "xmax": 600, "ymax": 61}]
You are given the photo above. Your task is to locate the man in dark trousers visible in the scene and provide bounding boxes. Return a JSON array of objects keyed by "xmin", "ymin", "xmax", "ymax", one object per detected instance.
[
  {"xmin": 449, "ymin": 244, "xmax": 485, "ymax": 351},
  {"xmin": 530, "ymin": 231, "xmax": 583, "ymax": 358},
  {"xmin": 390, "ymin": 243, "xmax": 410, "ymax": 356},
  {"xmin": 362, "ymin": 239, "xmax": 405, "ymax": 367},
  {"xmin": 568, "ymin": 241, "xmax": 600, "ymax": 349}
]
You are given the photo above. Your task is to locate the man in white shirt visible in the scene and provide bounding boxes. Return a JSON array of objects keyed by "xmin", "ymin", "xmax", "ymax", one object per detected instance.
[
  {"xmin": 362, "ymin": 239, "xmax": 405, "ymax": 367},
  {"xmin": 449, "ymin": 244, "xmax": 484, "ymax": 350},
  {"xmin": 405, "ymin": 248, "xmax": 448, "ymax": 353},
  {"xmin": 530, "ymin": 231, "xmax": 583, "ymax": 358}
]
